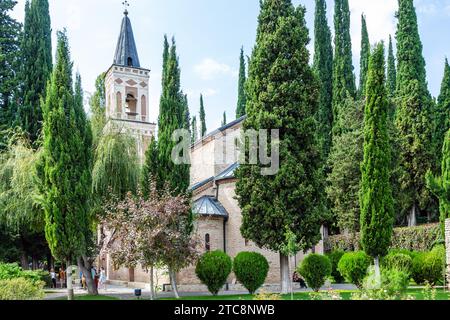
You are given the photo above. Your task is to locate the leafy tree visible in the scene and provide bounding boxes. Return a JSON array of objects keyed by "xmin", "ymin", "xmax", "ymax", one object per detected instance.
[
  {"xmin": 236, "ymin": 47, "xmax": 247, "ymax": 118},
  {"xmin": 199, "ymin": 94, "xmax": 207, "ymax": 137},
  {"xmin": 16, "ymin": 0, "xmax": 52, "ymax": 145},
  {"xmin": 426, "ymin": 129, "xmax": 450, "ymax": 233},
  {"xmin": 89, "ymin": 72, "xmax": 106, "ymax": 149},
  {"xmin": 235, "ymin": 0, "xmax": 326, "ymax": 294},
  {"xmin": 40, "ymin": 31, "xmax": 94, "ymax": 299},
  {"xmin": 332, "ymin": 0, "xmax": 356, "ymax": 135},
  {"xmin": 191, "ymin": 116, "xmax": 198, "ymax": 144},
  {"xmin": 358, "ymin": 14, "xmax": 370, "ymax": 98},
  {"xmin": 141, "ymin": 136, "xmax": 158, "ymax": 198},
  {"xmin": 313, "ymin": 0, "xmax": 334, "ymax": 160},
  {"xmin": 395, "ymin": 0, "xmax": 435, "ymax": 226},
  {"xmin": 0, "ymin": 0, "xmax": 21, "ymax": 145},
  {"xmin": 387, "ymin": 35, "xmax": 397, "ymax": 98},
  {"xmin": 327, "ymin": 98, "xmax": 364, "ymax": 233},
  {"xmin": 101, "ymin": 183, "xmax": 199, "ymax": 300},
  {"xmin": 433, "ymin": 59, "xmax": 450, "ymax": 169},
  {"xmin": 360, "ymin": 43, "xmax": 395, "ymax": 284}
]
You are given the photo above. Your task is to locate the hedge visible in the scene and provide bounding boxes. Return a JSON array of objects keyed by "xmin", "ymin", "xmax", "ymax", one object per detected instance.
[{"xmin": 325, "ymin": 224, "xmax": 441, "ymax": 253}]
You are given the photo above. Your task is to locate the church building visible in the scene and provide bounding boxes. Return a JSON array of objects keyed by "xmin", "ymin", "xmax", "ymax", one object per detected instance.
[{"xmin": 103, "ymin": 8, "xmax": 325, "ymax": 292}]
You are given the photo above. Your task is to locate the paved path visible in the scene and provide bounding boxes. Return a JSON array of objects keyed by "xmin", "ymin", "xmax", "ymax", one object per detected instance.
[{"xmin": 45, "ymin": 284, "xmax": 357, "ymax": 300}]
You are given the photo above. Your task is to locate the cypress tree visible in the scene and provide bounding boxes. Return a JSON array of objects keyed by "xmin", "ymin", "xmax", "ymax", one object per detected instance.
[
  {"xmin": 191, "ymin": 116, "xmax": 198, "ymax": 144},
  {"xmin": 236, "ymin": 47, "xmax": 247, "ymax": 118},
  {"xmin": 0, "ymin": 0, "xmax": 21, "ymax": 139},
  {"xmin": 360, "ymin": 43, "xmax": 394, "ymax": 280},
  {"xmin": 41, "ymin": 31, "xmax": 93, "ymax": 299},
  {"xmin": 156, "ymin": 37, "xmax": 190, "ymax": 194},
  {"xmin": 222, "ymin": 111, "xmax": 227, "ymax": 127},
  {"xmin": 333, "ymin": 0, "xmax": 356, "ymax": 134},
  {"xmin": 17, "ymin": 0, "xmax": 52, "ymax": 145},
  {"xmin": 359, "ymin": 14, "xmax": 370, "ymax": 98},
  {"xmin": 89, "ymin": 72, "xmax": 106, "ymax": 149},
  {"xmin": 434, "ymin": 59, "xmax": 450, "ymax": 168},
  {"xmin": 426, "ymin": 129, "xmax": 450, "ymax": 233},
  {"xmin": 141, "ymin": 136, "xmax": 158, "ymax": 198},
  {"xmin": 313, "ymin": 0, "xmax": 333, "ymax": 159},
  {"xmin": 199, "ymin": 94, "xmax": 207, "ymax": 137},
  {"xmin": 387, "ymin": 35, "xmax": 397, "ymax": 97},
  {"xmin": 395, "ymin": 0, "xmax": 435, "ymax": 226},
  {"xmin": 235, "ymin": 0, "xmax": 326, "ymax": 294}
]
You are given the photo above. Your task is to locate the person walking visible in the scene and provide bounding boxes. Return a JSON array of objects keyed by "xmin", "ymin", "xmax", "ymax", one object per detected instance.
[
  {"xmin": 59, "ymin": 267, "xmax": 66, "ymax": 289},
  {"xmin": 99, "ymin": 267, "xmax": 107, "ymax": 291},
  {"xmin": 50, "ymin": 269, "xmax": 57, "ymax": 289}
]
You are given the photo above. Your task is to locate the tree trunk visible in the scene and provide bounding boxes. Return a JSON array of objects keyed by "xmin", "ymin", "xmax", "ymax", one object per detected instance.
[
  {"xmin": 150, "ymin": 266, "xmax": 155, "ymax": 301},
  {"xmin": 77, "ymin": 257, "xmax": 98, "ymax": 295},
  {"xmin": 169, "ymin": 269, "xmax": 180, "ymax": 299},
  {"xmin": 67, "ymin": 264, "xmax": 74, "ymax": 300},
  {"xmin": 374, "ymin": 257, "xmax": 381, "ymax": 289},
  {"xmin": 20, "ymin": 252, "xmax": 29, "ymax": 270},
  {"xmin": 408, "ymin": 204, "xmax": 417, "ymax": 227},
  {"xmin": 280, "ymin": 253, "xmax": 290, "ymax": 295}
]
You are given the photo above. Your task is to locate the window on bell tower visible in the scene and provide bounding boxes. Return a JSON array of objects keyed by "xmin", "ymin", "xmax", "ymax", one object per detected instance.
[{"xmin": 127, "ymin": 57, "xmax": 133, "ymax": 66}]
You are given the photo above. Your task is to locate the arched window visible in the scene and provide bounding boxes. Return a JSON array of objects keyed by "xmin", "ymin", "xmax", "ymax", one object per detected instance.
[
  {"xmin": 116, "ymin": 92, "xmax": 122, "ymax": 116},
  {"xmin": 141, "ymin": 95, "xmax": 147, "ymax": 121},
  {"xmin": 127, "ymin": 57, "xmax": 133, "ymax": 66},
  {"xmin": 205, "ymin": 234, "xmax": 211, "ymax": 252}
]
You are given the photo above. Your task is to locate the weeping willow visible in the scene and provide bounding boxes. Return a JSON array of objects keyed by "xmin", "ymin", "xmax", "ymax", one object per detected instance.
[
  {"xmin": 92, "ymin": 127, "xmax": 140, "ymax": 199},
  {"xmin": 0, "ymin": 132, "xmax": 43, "ymax": 233}
]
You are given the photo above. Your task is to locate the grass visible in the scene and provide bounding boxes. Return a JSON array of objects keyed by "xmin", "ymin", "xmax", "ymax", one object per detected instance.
[
  {"xmin": 55, "ymin": 295, "xmax": 119, "ymax": 301},
  {"xmin": 159, "ymin": 289, "xmax": 450, "ymax": 301}
]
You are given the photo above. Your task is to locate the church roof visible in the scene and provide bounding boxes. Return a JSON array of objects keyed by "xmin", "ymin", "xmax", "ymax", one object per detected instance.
[
  {"xmin": 215, "ymin": 163, "xmax": 239, "ymax": 181},
  {"xmin": 113, "ymin": 12, "xmax": 141, "ymax": 68},
  {"xmin": 193, "ymin": 196, "xmax": 228, "ymax": 219}
]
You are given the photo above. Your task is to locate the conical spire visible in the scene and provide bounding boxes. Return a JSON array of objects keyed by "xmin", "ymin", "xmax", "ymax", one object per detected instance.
[{"xmin": 113, "ymin": 9, "xmax": 140, "ymax": 68}]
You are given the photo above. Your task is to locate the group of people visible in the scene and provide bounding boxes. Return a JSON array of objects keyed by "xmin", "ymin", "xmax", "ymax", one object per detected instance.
[
  {"xmin": 49, "ymin": 267, "xmax": 67, "ymax": 289},
  {"xmin": 80, "ymin": 267, "xmax": 107, "ymax": 291}
]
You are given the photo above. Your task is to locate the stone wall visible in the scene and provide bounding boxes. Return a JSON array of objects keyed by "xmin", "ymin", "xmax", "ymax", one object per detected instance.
[{"xmin": 445, "ymin": 219, "xmax": 450, "ymax": 289}]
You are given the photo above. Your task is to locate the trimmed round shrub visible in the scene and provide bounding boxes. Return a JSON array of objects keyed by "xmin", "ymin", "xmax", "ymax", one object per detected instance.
[
  {"xmin": 298, "ymin": 254, "xmax": 332, "ymax": 292},
  {"xmin": 383, "ymin": 253, "xmax": 413, "ymax": 274},
  {"xmin": 337, "ymin": 251, "xmax": 371, "ymax": 288},
  {"xmin": 326, "ymin": 250, "xmax": 345, "ymax": 283},
  {"xmin": 0, "ymin": 278, "xmax": 45, "ymax": 300},
  {"xmin": 412, "ymin": 246, "xmax": 446, "ymax": 285},
  {"xmin": 195, "ymin": 250, "xmax": 232, "ymax": 296},
  {"xmin": 233, "ymin": 252, "xmax": 269, "ymax": 294}
]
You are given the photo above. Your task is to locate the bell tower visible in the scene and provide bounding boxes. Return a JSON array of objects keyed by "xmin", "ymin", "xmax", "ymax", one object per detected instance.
[{"xmin": 105, "ymin": 2, "xmax": 156, "ymax": 157}]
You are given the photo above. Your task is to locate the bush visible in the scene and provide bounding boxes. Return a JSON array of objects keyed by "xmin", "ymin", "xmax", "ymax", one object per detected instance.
[
  {"xmin": 326, "ymin": 250, "xmax": 345, "ymax": 283},
  {"xmin": 195, "ymin": 251, "xmax": 232, "ymax": 296},
  {"xmin": 383, "ymin": 253, "xmax": 413, "ymax": 275},
  {"xmin": 233, "ymin": 252, "xmax": 269, "ymax": 294},
  {"xmin": 337, "ymin": 251, "xmax": 371, "ymax": 288},
  {"xmin": 0, "ymin": 263, "xmax": 51, "ymax": 287},
  {"xmin": 412, "ymin": 246, "xmax": 446, "ymax": 285},
  {"xmin": 381, "ymin": 269, "xmax": 410, "ymax": 298},
  {"xmin": 0, "ymin": 278, "xmax": 45, "ymax": 300},
  {"xmin": 298, "ymin": 254, "xmax": 332, "ymax": 292}
]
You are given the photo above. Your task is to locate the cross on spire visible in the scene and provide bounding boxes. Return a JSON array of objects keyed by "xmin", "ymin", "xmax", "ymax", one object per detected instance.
[{"xmin": 122, "ymin": 0, "xmax": 129, "ymax": 15}]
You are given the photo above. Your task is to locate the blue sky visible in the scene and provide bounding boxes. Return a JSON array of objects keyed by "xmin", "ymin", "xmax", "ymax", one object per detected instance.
[{"xmin": 11, "ymin": 0, "xmax": 450, "ymax": 131}]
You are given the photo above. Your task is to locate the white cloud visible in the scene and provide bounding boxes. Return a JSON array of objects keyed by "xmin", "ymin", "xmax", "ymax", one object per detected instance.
[
  {"xmin": 194, "ymin": 58, "xmax": 237, "ymax": 80},
  {"xmin": 185, "ymin": 88, "xmax": 218, "ymax": 99}
]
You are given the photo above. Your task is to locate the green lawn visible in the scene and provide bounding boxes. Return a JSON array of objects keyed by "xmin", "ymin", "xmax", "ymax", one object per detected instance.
[
  {"xmin": 55, "ymin": 295, "xmax": 119, "ymax": 301},
  {"xmin": 160, "ymin": 289, "xmax": 450, "ymax": 301}
]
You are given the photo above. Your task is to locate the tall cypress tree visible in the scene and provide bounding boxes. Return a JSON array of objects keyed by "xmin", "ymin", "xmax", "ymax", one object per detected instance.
[
  {"xmin": 41, "ymin": 31, "xmax": 93, "ymax": 300},
  {"xmin": 236, "ymin": 47, "xmax": 247, "ymax": 118},
  {"xmin": 199, "ymin": 94, "xmax": 207, "ymax": 137},
  {"xmin": 17, "ymin": 0, "xmax": 52, "ymax": 145},
  {"xmin": 434, "ymin": 59, "xmax": 450, "ymax": 168},
  {"xmin": 313, "ymin": 0, "xmax": 333, "ymax": 159},
  {"xmin": 360, "ymin": 43, "xmax": 394, "ymax": 280},
  {"xmin": 359, "ymin": 14, "xmax": 370, "ymax": 98},
  {"xmin": 156, "ymin": 37, "xmax": 190, "ymax": 194},
  {"xmin": 191, "ymin": 116, "xmax": 198, "ymax": 144},
  {"xmin": 222, "ymin": 111, "xmax": 227, "ymax": 127},
  {"xmin": 387, "ymin": 35, "xmax": 397, "ymax": 97},
  {"xmin": 0, "ymin": 0, "xmax": 21, "ymax": 139},
  {"xmin": 235, "ymin": 0, "xmax": 326, "ymax": 294},
  {"xmin": 333, "ymin": 0, "xmax": 356, "ymax": 134},
  {"xmin": 395, "ymin": 0, "xmax": 435, "ymax": 226}
]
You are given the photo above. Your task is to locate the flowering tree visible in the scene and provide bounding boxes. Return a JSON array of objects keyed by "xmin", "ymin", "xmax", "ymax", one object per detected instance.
[{"xmin": 100, "ymin": 182, "xmax": 199, "ymax": 299}]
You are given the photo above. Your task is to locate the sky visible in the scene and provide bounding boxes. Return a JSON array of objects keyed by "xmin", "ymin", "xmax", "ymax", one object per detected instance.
[{"xmin": 10, "ymin": 0, "xmax": 450, "ymax": 131}]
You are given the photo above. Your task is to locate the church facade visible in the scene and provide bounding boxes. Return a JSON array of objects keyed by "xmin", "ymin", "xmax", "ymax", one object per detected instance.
[{"xmin": 103, "ymin": 10, "xmax": 325, "ymax": 292}]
